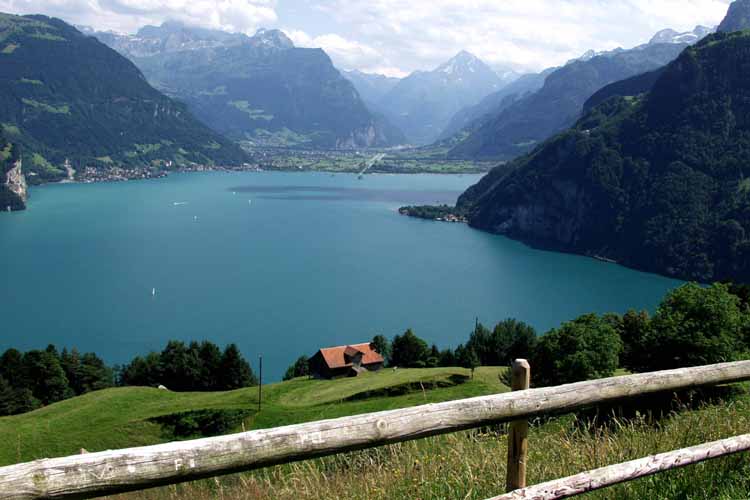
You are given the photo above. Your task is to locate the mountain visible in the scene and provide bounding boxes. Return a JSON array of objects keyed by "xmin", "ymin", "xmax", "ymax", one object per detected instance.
[
  {"xmin": 94, "ymin": 23, "xmax": 404, "ymax": 149},
  {"xmin": 718, "ymin": 0, "xmax": 750, "ymax": 32},
  {"xmin": 649, "ymin": 26, "xmax": 714, "ymax": 44},
  {"xmin": 343, "ymin": 70, "xmax": 401, "ymax": 109},
  {"xmin": 449, "ymin": 30, "xmax": 711, "ymax": 160},
  {"xmin": 437, "ymin": 69, "xmax": 554, "ymax": 143},
  {"xmin": 457, "ymin": 30, "xmax": 750, "ymax": 282},
  {"xmin": 493, "ymin": 65, "xmax": 523, "ymax": 87},
  {"xmin": 376, "ymin": 51, "xmax": 503, "ymax": 145},
  {"xmin": 0, "ymin": 13, "xmax": 247, "ymax": 184},
  {"xmin": 582, "ymin": 67, "xmax": 666, "ymax": 114}
]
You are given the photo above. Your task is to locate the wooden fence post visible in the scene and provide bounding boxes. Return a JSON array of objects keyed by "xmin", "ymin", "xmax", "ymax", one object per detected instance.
[{"xmin": 506, "ymin": 359, "xmax": 530, "ymax": 492}]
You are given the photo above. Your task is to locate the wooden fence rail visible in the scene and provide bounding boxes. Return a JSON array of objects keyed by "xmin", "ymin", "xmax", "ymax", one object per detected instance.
[
  {"xmin": 489, "ymin": 433, "xmax": 750, "ymax": 500},
  {"xmin": 1, "ymin": 360, "xmax": 750, "ymax": 499}
]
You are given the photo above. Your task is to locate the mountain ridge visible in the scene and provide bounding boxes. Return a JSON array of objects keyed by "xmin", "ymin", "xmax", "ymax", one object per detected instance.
[
  {"xmin": 374, "ymin": 51, "xmax": 504, "ymax": 145},
  {"xmin": 447, "ymin": 28, "xmax": 710, "ymax": 160},
  {"xmin": 93, "ymin": 23, "xmax": 404, "ymax": 149}
]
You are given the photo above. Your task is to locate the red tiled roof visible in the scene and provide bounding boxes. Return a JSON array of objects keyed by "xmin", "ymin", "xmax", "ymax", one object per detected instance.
[
  {"xmin": 344, "ymin": 346, "xmax": 361, "ymax": 358},
  {"xmin": 317, "ymin": 342, "xmax": 384, "ymax": 369}
]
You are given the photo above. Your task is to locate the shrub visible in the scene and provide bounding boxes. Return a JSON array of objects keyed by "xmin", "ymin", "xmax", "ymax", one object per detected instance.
[
  {"xmin": 370, "ymin": 335, "xmax": 391, "ymax": 364},
  {"xmin": 532, "ymin": 313, "xmax": 622, "ymax": 386},
  {"xmin": 390, "ymin": 329, "xmax": 430, "ymax": 368},
  {"xmin": 633, "ymin": 283, "xmax": 750, "ymax": 371},
  {"xmin": 283, "ymin": 356, "xmax": 310, "ymax": 381}
]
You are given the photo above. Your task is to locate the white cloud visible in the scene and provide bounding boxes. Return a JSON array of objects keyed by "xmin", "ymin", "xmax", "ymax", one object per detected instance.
[
  {"xmin": 0, "ymin": 0, "xmax": 734, "ymax": 75},
  {"xmin": 287, "ymin": 29, "xmax": 407, "ymax": 77},
  {"xmin": 307, "ymin": 0, "xmax": 732, "ymax": 73},
  {"xmin": 0, "ymin": 0, "xmax": 278, "ymax": 33}
]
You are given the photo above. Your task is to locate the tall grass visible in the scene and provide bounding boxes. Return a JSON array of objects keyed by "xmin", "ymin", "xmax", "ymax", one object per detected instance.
[{"xmin": 112, "ymin": 387, "xmax": 750, "ymax": 500}]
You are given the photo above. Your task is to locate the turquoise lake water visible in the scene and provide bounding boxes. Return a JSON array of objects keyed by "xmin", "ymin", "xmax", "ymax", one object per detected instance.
[{"xmin": 0, "ymin": 172, "xmax": 682, "ymax": 380}]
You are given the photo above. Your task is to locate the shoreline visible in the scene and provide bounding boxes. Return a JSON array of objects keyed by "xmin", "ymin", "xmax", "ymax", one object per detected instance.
[{"xmin": 32, "ymin": 166, "xmax": 483, "ymax": 190}]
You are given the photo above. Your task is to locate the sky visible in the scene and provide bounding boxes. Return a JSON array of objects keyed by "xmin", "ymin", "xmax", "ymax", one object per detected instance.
[{"xmin": 0, "ymin": 0, "xmax": 734, "ymax": 77}]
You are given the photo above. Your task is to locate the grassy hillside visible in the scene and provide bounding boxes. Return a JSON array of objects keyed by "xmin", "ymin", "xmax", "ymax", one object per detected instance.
[
  {"xmin": 2, "ymin": 368, "xmax": 749, "ymax": 499},
  {"xmin": 0, "ymin": 367, "xmax": 506, "ymax": 466},
  {"xmin": 112, "ymin": 388, "xmax": 750, "ymax": 500}
]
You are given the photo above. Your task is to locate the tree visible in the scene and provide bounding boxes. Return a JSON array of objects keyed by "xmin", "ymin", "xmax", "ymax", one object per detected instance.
[
  {"xmin": 491, "ymin": 319, "xmax": 538, "ymax": 365},
  {"xmin": 219, "ymin": 344, "xmax": 257, "ymax": 389},
  {"xmin": 426, "ymin": 344, "xmax": 440, "ymax": 368},
  {"xmin": 456, "ymin": 344, "xmax": 480, "ymax": 379},
  {"xmin": 466, "ymin": 319, "xmax": 537, "ymax": 366},
  {"xmin": 465, "ymin": 322, "xmax": 492, "ymax": 363},
  {"xmin": 159, "ymin": 341, "xmax": 201, "ymax": 391},
  {"xmin": 438, "ymin": 348, "xmax": 456, "ymax": 367},
  {"xmin": 197, "ymin": 341, "xmax": 223, "ymax": 390},
  {"xmin": 119, "ymin": 352, "xmax": 161, "ymax": 387},
  {"xmin": 76, "ymin": 353, "xmax": 114, "ymax": 393},
  {"xmin": 60, "ymin": 348, "xmax": 82, "ymax": 394},
  {"xmin": 283, "ymin": 356, "xmax": 310, "ymax": 381},
  {"xmin": 616, "ymin": 310, "xmax": 652, "ymax": 371},
  {"xmin": 370, "ymin": 335, "xmax": 391, "ymax": 364},
  {"xmin": 0, "ymin": 373, "xmax": 40, "ymax": 417},
  {"xmin": 390, "ymin": 329, "xmax": 430, "ymax": 368},
  {"xmin": 635, "ymin": 283, "xmax": 749, "ymax": 372},
  {"xmin": 0, "ymin": 348, "xmax": 23, "ymax": 387},
  {"xmin": 21, "ymin": 349, "xmax": 72, "ymax": 405},
  {"xmin": 0, "ymin": 376, "xmax": 14, "ymax": 416},
  {"xmin": 532, "ymin": 314, "xmax": 623, "ymax": 387}
]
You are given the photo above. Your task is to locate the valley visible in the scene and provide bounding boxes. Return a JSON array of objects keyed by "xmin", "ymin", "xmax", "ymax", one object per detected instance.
[{"xmin": 246, "ymin": 146, "xmax": 497, "ymax": 175}]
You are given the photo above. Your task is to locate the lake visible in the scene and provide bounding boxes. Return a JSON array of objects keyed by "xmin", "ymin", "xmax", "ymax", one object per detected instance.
[{"xmin": 0, "ymin": 172, "xmax": 682, "ymax": 380}]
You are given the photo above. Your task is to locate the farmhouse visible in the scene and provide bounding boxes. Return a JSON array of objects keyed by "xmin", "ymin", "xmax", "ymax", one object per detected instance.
[{"xmin": 309, "ymin": 342, "xmax": 384, "ymax": 379}]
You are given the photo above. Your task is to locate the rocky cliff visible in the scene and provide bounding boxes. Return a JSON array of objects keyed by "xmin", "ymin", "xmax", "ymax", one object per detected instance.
[{"xmin": 2, "ymin": 158, "xmax": 26, "ymax": 211}]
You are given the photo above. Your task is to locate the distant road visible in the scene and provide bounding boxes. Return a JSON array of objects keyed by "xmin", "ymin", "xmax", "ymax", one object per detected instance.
[{"xmin": 358, "ymin": 153, "xmax": 386, "ymax": 177}]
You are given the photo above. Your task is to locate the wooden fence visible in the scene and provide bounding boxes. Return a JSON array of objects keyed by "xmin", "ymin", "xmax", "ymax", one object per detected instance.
[{"xmin": 1, "ymin": 360, "xmax": 750, "ymax": 500}]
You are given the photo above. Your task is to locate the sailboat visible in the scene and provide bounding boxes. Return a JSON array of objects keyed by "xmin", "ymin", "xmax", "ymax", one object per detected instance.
[
  {"xmin": 248, "ymin": 199, "xmax": 252, "ymax": 206},
  {"xmin": 152, "ymin": 288, "xmax": 156, "ymax": 297}
]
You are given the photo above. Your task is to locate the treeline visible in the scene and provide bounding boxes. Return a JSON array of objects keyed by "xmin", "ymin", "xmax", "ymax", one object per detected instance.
[
  {"xmin": 119, "ymin": 341, "xmax": 257, "ymax": 391},
  {"xmin": 0, "ymin": 340, "xmax": 257, "ymax": 417},
  {"xmin": 398, "ymin": 204, "xmax": 466, "ymax": 221},
  {"xmin": 285, "ymin": 283, "xmax": 750, "ymax": 387},
  {"xmin": 0, "ymin": 346, "xmax": 113, "ymax": 416}
]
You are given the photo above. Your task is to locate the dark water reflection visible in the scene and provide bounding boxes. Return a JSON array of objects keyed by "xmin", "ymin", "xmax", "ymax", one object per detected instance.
[{"xmin": 228, "ymin": 185, "xmax": 461, "ymax": 204}]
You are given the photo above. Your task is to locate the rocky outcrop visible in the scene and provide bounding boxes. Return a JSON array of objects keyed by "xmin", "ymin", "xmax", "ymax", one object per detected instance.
[
  {"xmin": 3, "ymin": 159, "xmax": 27, "ymax": 211},
  {"xmin": 485, "ymin": 180, "xmax": 591, "ymax": 247}
]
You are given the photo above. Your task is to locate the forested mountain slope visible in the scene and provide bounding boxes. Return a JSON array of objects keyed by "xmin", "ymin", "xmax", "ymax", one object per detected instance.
[
  {"xmin": 458, "ymin": 31, "xmax": 750, "ymax": 282},
  {"xmin": 0, "ymin": 14, "xmax": 247, "ymax": 182}
]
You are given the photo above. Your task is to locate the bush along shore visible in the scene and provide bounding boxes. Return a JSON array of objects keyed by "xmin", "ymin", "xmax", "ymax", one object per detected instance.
[{"xmin": 398, "ymin": 204, "xmax": 468, "ymax": 223}]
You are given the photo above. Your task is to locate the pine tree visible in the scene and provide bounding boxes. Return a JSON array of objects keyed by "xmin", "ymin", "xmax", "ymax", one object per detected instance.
[
  {"xmin": 219, "ymin": 344, "xmax": 257, "ymax": 389},
  {"xmin": 198, "ymin": 341, "xmax": 223, "ymax": 390}
]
